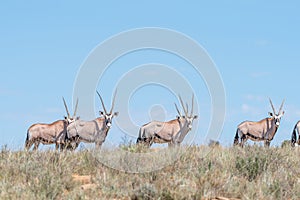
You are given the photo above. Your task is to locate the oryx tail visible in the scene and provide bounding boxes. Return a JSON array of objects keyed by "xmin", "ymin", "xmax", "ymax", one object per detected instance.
[
  {"xmin": 292, "ymin": 123, "xmax": 298, "ymax": 146},
  {"xmin": 234, "ymin": 129, "xmax": 239, "ymax": 145},
  {"xmin": 136, "ymin": 128, "xmax": 142, "ymax": 143},
  {"xmin": 25, "ymin": 131, "xmax": 30, "ymax": 149}
]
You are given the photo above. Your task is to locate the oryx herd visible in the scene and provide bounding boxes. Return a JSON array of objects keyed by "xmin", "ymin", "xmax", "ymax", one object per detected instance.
[
  {"xmin": 25, "ymin": 92, "xmax": 300, "ymax": 151},
  {"xmin": 25, "ymin": 92, "xmax": 197, "ymax": 151}
]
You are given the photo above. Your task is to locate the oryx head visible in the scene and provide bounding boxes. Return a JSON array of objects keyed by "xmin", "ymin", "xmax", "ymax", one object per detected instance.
[
  {"xmin": 97, "ymin": 90, "xmax": 119, "ymax": 128},
  {"xmin": 269, "ymin": 98, "xmax": 285, "ymax": 126},
  {"xmin": 62, "ymin": 97, "xmax": 79, "ymax": 124},
  {"xmin": 175, "ymin": 94, "xmax": 198, "ymax": 130}
]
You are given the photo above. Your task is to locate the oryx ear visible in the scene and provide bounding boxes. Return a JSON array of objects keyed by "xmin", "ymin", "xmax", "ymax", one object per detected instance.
[
  {"xmin": 114, "ymin": 112, "xmax": 119, "ymax": 116},
  {"xmin": 76, "ymin": 116, "xmax": 80, "ymax": 120},
  {"xmin": 194, "ymin": 115, "xmax": 198, "ymax": 119},
  {"xmin": 281, "ymin": 111, "xmax": 285, "ymax": 116},
  {"xmin": 176, "ymin": 115, "xmax": 180, "ymax": 120},
  {"xmin": 64, "ymin": 116, "xmax": 67, "ymax": 120},
  {"xmin": 268, "ymin": 112, "xmax": 273, "ymax": 117},
  {"xmin": 99, "ymin": 111, "xmax": 104, "ymax": 116}
]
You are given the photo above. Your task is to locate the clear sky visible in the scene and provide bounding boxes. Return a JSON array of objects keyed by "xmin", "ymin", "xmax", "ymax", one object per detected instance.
[{"xmin": 1, "ymin": 1, "xmax": 300, "ymax": 149}]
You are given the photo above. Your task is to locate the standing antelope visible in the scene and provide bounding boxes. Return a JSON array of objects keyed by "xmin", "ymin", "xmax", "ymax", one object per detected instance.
[
  {"xmin": 234, "ymin": 99, "xmax": 285, "ymax": 147},
  {"xmin": 66, "ymin": 91, "xmax": 118, "ymax": 149},
  {"xmin": 136, "ymin": 95, "xmax": 198, "ymax": 147},
  {"xmin": 291, "ymin": 121, "xmax": 300, "ymax": 147},
  {"xmin": 25, "ymin": 98, "xmax": 79, "ymax": 151}
]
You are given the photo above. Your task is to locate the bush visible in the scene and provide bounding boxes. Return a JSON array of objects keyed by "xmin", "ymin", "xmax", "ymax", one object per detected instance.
[{"xmin": 235, "ymin": 155, "xmax": 268, "ymax": 181}]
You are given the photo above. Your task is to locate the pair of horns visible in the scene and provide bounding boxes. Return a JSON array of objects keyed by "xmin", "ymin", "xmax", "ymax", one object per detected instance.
[
  {"xmin": 96, "ymin": 90, "xmax": 117, "ymax": 114},
  {"xmin": 175, "ymin": 94, "xmax": 194, "ymax": 117},
  {"xmin": 62, "ymin": 97, "xmax": 78, "ymax": 118},
  {"xmin": 269, "ymin": 98, "xmax": 285, "ymax": 114}
]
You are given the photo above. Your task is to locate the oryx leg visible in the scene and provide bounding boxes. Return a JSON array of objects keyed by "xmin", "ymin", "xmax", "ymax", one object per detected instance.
[
  {"xmin": 143, "ymin": 129, "xmax": 153, "ymax": 147},
  {"xmin": 137, "ymin": 136, "xmax": 152, "ymax": 147},
  {"xmin": 140, "ymin": 135, "xmax": 152, "ymax": 147},
  {"xmin": 137, "ymin": 137, "xmax": 146, "ymax": 146},
  {"xmin": 170, "ymin": 133, "xmax": 180, "ymax": 147},
  {"xmin": 136, "ymin": 137, "xmax": 142, "ymax": 144},
  {"xmin": 145, "ymin": 139, "xmax": 152, "ymax": 147},
  {"xmin": 168, "ymin": 142, "xmax": 174, "ymax": 148},
  {"xmin": 168, "ymin": 140, "xmax": 179, "ymax": 147},
  {"xmin": 148, "ymin": 137, "xmax": 154, "ymax": 147},
  {"xmin": 240, "ymin": 134, "xmax": 248, "ymax": 148},
  {"xmin": 55, "ymin": 143, "xmax": 60, "ymax": 151},
  {"xmin": 169, "ymin": 143, "xmax": 179, "ymax": 147},
  {"xmin": 63, "ymin": 143, "xmax": 75, "ymax": 151},
  {"xmin": 264, "ymin": 140, "xmax": 271, "ymax": 147},
  {"xmin": 73, "ymin": 142, "xmax": 79, "ymax": 150},
  {"xmin": 71, "ymin": 137, "xmax": 80, "ymax": 150},
  {"xmin": 59, "ymin": 143, "xmax": 68, "ymax": 151},
  {"xmin": 25, "ymin": 140, "xmax": 33, "ymax": 150},
  {"xmin": 95, "ymin": 141, "xmax": 103, "ymax": 149},
  {"xmin": 33, "ymin": 140, "xmax": 40, "ymax": 151},
  {"xmin": 64, "ymin": 137, "xmax": 79, "ymax": 151}
]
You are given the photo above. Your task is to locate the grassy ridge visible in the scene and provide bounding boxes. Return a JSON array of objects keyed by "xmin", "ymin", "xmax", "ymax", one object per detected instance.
[{"xmin": 1, "ymin": 145, "xmax": 300, "ymax": 199}]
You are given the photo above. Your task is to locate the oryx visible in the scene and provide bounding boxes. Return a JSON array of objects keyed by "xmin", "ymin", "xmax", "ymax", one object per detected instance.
[
  {"xmin": 234, "ymin": 98, "xmax": 285, "ymax": 147},
  {"xmin": 25, "ymin": 98, "xmax": 79, "ymax": 151},
  {"xmin": 291, "ymin": 121, "xmax": 300, "ymax": 147},
  {"xmin": 136, "ymin": 95, "xmax": 198, "ymax": 147},
  {"xmin": 66, "ymin": 91, "xmax": 118, "ymax": 149}
]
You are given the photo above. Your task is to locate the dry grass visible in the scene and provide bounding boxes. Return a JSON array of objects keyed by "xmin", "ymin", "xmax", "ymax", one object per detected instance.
[{"xmin": 1, "ymin": 144, "xmax": 300, "ymax": 199}]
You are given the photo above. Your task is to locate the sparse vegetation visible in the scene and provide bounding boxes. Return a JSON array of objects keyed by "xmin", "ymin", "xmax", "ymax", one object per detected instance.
[{"xmin": 1, "ymin": 144, "xmax": 300, "ymax": 199}]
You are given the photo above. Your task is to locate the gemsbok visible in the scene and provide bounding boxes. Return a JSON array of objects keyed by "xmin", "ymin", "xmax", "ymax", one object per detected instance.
[
  {"xmin": 25, "ymin": 98, "xmax": 79, "ymax": 151},
  {"xmin": 66, "ymin": 91, "xmax": 118, "ymax": 149},
  {"xmin": 234, "ymin": 98, "xmax": 285, "ymax": 147},
  {"xmin": 136, "ymin": 94, "xmax": 198, "ymax": 147},
  {"xmin": 291, "ymin": 121, "xmax": 300, "ymax": 147}
]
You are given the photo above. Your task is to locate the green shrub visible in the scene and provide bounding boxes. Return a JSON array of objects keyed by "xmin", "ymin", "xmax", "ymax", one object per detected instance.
[{"xmin": 235, "ymin": 155, "xmax": 268, "ymax": 181}]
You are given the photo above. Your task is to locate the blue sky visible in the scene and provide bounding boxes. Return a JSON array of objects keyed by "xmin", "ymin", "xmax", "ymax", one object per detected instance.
[{"xmin": 1, "ymin": 1, "xmax": 300, "ymax": 149}]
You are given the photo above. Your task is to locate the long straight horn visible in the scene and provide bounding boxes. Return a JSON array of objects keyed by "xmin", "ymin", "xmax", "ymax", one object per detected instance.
[
  {"xmin": 97, "ymin": 91, "xmax": 107, "ymax": 114},
  {"xmin": 191, "ymin": 94, "xmax": 194, "ymax": 116},
  {"xmin": 178, "ymin": 95, "xmax": 188, "ymax": 116},
  {"xmin": 269, "ymin": 98, "xmax": 276, "ymax": 114},
  {"xmin": 186, "ymin": 103, "xmax": 189, "ymax": 115},
  {"xmin": 174, "ymin": 103, "xmax": 182, "ymax": 117},
  {"xmin": 110, "ymin": 89, "xmax": 117, "ymax": 114},
  {"xmin": 62, "ymin": 97, "xmax": 70, "ymax": 117},
  {"xmin": 73, "ymin": 98, "xmax": 79, "ymax": 117},
  {"xmin": 279, "ymin": 99, "xmax": 285, "ymax": 114}
]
